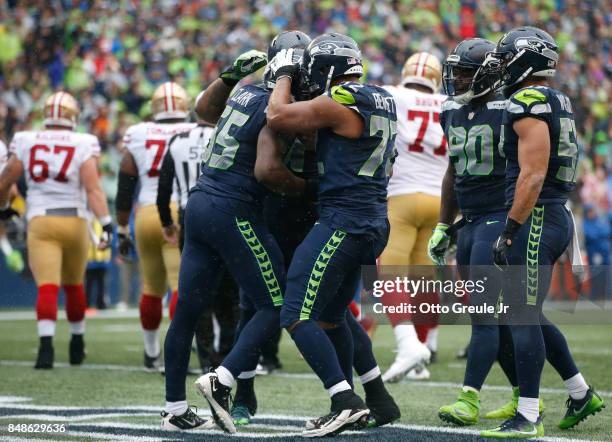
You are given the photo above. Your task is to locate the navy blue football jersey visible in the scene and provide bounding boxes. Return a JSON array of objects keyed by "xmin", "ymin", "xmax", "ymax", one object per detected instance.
[
  {"xmin": 440, "ymin": 94, "xmax": 507, "ymax": 215},
  {"xmin": 317, "ymin": 82, "xmax": 397, "ymax": 233},
  {"xmin": 195, "ymin": 84, "xmax": 270, "ymax": 217},
  {"xmin": 503, "ymin": 86, "xmax": 579, "ymax": 205}
]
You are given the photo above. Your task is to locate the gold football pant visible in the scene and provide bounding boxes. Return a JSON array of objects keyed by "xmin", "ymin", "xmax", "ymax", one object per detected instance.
[
  {"xmin": 27, "ymin": 216, "xmax": 89, "ymax": 285},
  {"xmin": 135, "ymin": 204, "xmax": 180, "ymax": 297}
]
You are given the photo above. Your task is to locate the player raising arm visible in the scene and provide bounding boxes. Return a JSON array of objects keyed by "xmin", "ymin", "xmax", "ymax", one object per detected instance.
[
  {"xmin": 266, "ymin": 33, "xmax": 398, "ymax": 437},
  {"xmin": 0, "ymin": 92, "xmax": 112, "ymax": 369}
]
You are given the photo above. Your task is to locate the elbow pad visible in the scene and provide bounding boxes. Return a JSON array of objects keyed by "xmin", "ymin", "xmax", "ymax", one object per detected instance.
[{"xmin": 116, "ymin": 171, "xmax": 138, "ymax": 213}]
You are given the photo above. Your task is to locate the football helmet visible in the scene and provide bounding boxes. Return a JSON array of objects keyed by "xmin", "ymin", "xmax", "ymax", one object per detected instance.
[
  {"xmin": 442, "ymin": 38, "xmax": 497, "ymax": 104},
  {"xmin": 302, "ymin": 33, "xmax": 363, "ymax": 97},
  {"xmin": 401, "ymin": 52, "xmax": 442, "ymax": 92},
  {"xmin": 489, "ymin": 26, "xmax": 558, "ymax": 93},
  {"xmin": 43, "ymin": 92, "xmax": 79, "ymax": 129},
  {"xmin": 263, "ymin": 30, "xmax": 311, "ymax": 93},
  {"xmin": 151, "ymin": 82, "xmax": 189, "ymax": 121}
]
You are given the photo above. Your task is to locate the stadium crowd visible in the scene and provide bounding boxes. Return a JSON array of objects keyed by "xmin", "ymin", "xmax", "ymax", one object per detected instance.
[{"xmin": 0, "ymin": 0, "xmax": 611, "ymax": 285}]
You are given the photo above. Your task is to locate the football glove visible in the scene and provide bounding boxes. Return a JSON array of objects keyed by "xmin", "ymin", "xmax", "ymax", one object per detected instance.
[
  {"xmin": 5, "ymin": 249, "xmax": 24, "ymax": 273},
  {"xmin": 220, "ymin": 50, "xmax": 268, "ymax": 85},
  {"xmin": 492, "ymin": 218, "xmax": 522, "ymax": 270},
  {"xmin": 269, "ymin": 48, "xmax": 301, "ymax": 82},
  {"xmin": 98, "ymin": 222, "xmax": 114, "ymax": 250},
  {"xmin": 0, "ymin": 207, "xmax": 19, "ymax": 221},
  {"xmin": 117, "ymin": 225, "xmax": 133, "ymax": 257},
  {"xmin": 427, "ymin": 223, "xmax": 450, "ymax": 266}
]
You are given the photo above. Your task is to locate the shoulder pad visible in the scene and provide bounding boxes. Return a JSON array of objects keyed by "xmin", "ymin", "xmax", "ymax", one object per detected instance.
[
  {"xmin": 512, "ymin": 88, "xmax": 548, "ymax": 107},
  {"xmin": 330, "ymin": 85, "xmax": 357, "ymax": 105}
]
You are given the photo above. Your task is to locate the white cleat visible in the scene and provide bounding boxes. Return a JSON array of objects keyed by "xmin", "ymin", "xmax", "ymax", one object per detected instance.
[
  {"xmin": 382, "ymin": 343, "xmax": 430, "ymax": 383},
  {"xmin": 194, "ymin": 373, "xmax": 236, "ymax": 434},
  {"xmin": 302, "ymin": 408, "xmax": 369, "ymax": 437},
  {"xmin": 406, "ymin": 365, "xmax": 431, "ymax": 381}
]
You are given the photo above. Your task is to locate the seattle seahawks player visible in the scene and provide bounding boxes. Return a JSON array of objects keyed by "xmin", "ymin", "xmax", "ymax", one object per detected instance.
[
  {"xmin": 267, "ymin": 33, "xmax": 398, "ymax": 437},
  {"xmin": 430, "ymin": 38, "xmax": 522, "ymax": 426},
  {"xmin": 482, "ymin": 27, "xmax": 604, "ymax": 438}
]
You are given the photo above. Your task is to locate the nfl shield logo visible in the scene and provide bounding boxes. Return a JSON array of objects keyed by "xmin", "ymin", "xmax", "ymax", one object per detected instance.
[{"xmin": 468, "ymin": 112, "xmax": 475, "ymax": 120}]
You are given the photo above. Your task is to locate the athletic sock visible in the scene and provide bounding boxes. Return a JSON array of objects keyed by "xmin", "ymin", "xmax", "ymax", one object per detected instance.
[
  {"xmin": 168, "ymin": 290, "xmax": 178, "ymax": 320},
  {"xmin": 234, "ymin": 375, "xmax": 257, "ymax": 413},
  {"xmin": 327, "ymin": 380, "xmax": 351, "ymax": 397},
  {"xmin": 70, "ymin": 321, "xmax": 85, "ymax": 335},
  {"xmin": 216, "ymin": 365, "xmax": 235, "ymax": 388},
  {"xmin": 517, "ymin": 397, "xmax": 540, "ymax": 423},
  {"xmin": 362, "ymin": 373, "xmax": 387, "ymax": 399},
  {"xmin": 324, "ymin": 320, "xmax": 354, "ymax": 387},
  {"xmin": 564, "ymin": 373, "xmax": 588, "ymax": 400},
  {"xmin": 165, "ymin": 400, "xmax": 188, "ymax": 416},
  {"xmin": 140, "ymin": 294, "xmax": 162, "ymax": 357},
  {"xmin": 64, "ymin": 284, "xmax": 86, "ymax": 326},
  {"xmin": 36, "ymin": 284, "xmax": 59, "ymax": 337},
  {"xmin": 290, "ymin": 319, "xmax": 347, "ymax": 389}
]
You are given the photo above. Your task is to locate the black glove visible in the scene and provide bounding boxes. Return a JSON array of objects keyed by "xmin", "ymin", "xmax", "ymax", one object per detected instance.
[
  {"xmin": 493, "ymin": 218, "xmax": 522, "ymax": 269},
  {"xmin": 99, "ymin": 222, "xmax": 114, "ymax": 249},
  {"xmin": 117, "ymin": 226, "xmax": 133, "ymax": 257},
  {"xmin": 0, "ymin": 207, "xmax": 19, "ymax": 221}
]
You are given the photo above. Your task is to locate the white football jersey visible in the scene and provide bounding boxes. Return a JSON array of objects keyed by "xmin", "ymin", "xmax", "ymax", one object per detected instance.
[
  {"xmin": 383, "ymin": 86, "xmax": 448, "ymax": 197},
  {"xmin": 0, "ymin": 140, "xmax": 7, "ymax": 173},
  {"xmin": 123, "ymin": 121, "xmax": 195, "ymax": 206},
  {"xmin": 167, "ymin": 125, "xmax": 215, "ymax": 209},
  {"xmin": 9, "ymin": 130, "xmax": 100, "ymax": 220}
]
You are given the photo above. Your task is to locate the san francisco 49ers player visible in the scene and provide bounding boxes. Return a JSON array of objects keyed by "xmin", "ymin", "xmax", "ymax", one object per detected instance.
[
  {"xmin": 380, "ymin": 52, "xmax": 447, "ymax": 382},
  {"xmin": 115, "ymin": 82, "xmax": 195, "ymax": 371},
  {"xmin": 0, "ymin": 91, "xmax": 113, "ymax": 369}
]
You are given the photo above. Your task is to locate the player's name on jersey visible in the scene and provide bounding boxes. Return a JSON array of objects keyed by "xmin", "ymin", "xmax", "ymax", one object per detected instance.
[
  {"xmin": 414, "ymin": 96, "xmax": 444, "ymax": 107},
  {"xmin": 372, "ymin": 301, "xmax": 509, "ymax": 315}
]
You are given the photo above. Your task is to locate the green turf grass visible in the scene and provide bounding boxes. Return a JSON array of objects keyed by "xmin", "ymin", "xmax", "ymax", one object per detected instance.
[{"xmin": 0, "ymin": 316, "xmax": 609, "ymax": 440}]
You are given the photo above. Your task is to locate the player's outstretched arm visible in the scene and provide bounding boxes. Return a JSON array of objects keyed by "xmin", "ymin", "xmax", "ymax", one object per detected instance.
[
  {"xmin": 196, "ymin": 50, "xmax": 268, "ymax": 124},
  {"xmin": 254, "ymin": 125, "xmax": 311, "ymax": 197},
  {"xmin": 507, "ymin": 117, "xmax": 550, "ymax": 224}
]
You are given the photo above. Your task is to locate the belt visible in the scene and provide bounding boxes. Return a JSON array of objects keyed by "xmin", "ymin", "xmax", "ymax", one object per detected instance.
[{"xmin": 45, "ymin": 208, "xmax": 79, "ymax": 217}]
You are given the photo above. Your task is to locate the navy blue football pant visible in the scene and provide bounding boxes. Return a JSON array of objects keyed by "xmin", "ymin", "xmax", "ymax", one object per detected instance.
[
  {"xmin": 165, "ymin": 191, "xmax": 286, "ymax": 402},
  {"xmin": 502, "ymin": 204, "xmax": 579, "ymax": 398},
  {"xmin": 456, "ymin": 210, "xmax": 518, "ymax": 390},
  {"xmin": 281, "ymin": 220, "xmax": 389, "ymax": 390}
]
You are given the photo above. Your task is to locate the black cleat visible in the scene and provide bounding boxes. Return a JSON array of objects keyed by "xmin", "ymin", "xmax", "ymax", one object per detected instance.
[
  {"xmin": 303, "ymin": 390, "xmax": 369, "ymax": 437},
  {"xmin": 365, "ymin": 392, "xmax": 401, "ymax": 428},
  {"xmin": 69, "ymin": 334, "xmax": 86, "ymax": 365},
  {"xmin": 34, "ymin": 337, "xmax": 54, "ymax": 369},
  {"xmin": 161, "ymin": 406, "xmax": 207, "ymax": 430},
  {"xmin": 144, "ymin": 352, "xmax": 162, "ymax": 372},
  {"xmin": 195, "ymin": 372, "xmax": 236, "ymax": 434}
]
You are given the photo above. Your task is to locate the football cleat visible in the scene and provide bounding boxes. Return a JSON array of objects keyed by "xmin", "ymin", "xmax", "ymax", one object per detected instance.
[
  {"xmin": 69, "ymin": 334, "xmax": 86, "ymax": 365},
  {"xmin": 406, "ymin": 365, "xmax": 431, "ymax": 380},
  {"xmin": 231, "ymin": 405, "xmax": 252, "ymax": 426},
  {"xmin": 161, "ymin": 407, "xmax": 206, "ymax": 430},
  {"xmin": 303, "ymin": 390, "xmax": 369, "ymax": 437},
  {"xmin": 558, "ymin": 387, "xmax": 605, "ymax": 429},
  {"xmin": 34, "ymin": 337, "xmax": 54, "ymax": 369},
  {"xmin": 484, "ymin": 387, "xmax": 545, "ymax": 420},
  {"xmin": 365, "ymin": 390, "xmax": 401, "ymax": 428},
  {"xmin": 195, "ymin": 372, "xmax": 236, "ymax": 434},
  {"xmin": 481, "ymin": 412, "xmax": 544, "ymax": 439},
  {"xmin": 144, "ymin": 352, "xmax": 162, "ymax": 372},
  {"xmin": 439, "ymin": 389, "xmax": 480, "ymax": 426},
  {"xmin": 382, "ymin": 343, "xmax": 430, "ymax": 383}
]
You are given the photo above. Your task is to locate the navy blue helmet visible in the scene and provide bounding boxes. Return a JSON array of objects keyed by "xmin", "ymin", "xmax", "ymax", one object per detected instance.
[
  {"xmin": 263, "ymin": 30, "xmax": 311, "ymax": 91},
  {"xmin": 443, "ymin": 38, "xmax": 497, "ymax": 104},
  {"xmin": 302, "ymin": 33, "xmax": 363, "ymax": 97},
  {"xmin": 489, "ymin": 26, "xmax": 558, "ymax": 93}
]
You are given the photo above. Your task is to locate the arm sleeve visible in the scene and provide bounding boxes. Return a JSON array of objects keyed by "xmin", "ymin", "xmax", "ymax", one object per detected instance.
[
  {"xmin": 156, "ymin": 149, "xmax": 175, "ymax": 227},
  {"xmin": 115, "ymin": 170, "xmax": 138, "ymax": 213}
]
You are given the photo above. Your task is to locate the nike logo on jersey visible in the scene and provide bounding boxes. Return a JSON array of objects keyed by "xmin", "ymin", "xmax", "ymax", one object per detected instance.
[{"xmin": 486, "ymin": 220, "xmax": 500, "ymax": 225}]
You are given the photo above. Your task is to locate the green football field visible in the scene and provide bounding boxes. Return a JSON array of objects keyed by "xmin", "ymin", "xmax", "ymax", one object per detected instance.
[{"xmin": 0, "ymin": 312, "xmax": 609, "ymax": 441}]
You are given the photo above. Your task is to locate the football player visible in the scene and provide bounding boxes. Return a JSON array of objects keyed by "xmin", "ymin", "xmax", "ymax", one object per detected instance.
[
  {"xmin": 379, "ymin": 52, "xmax": 447, "ymax": 382},
  {"xmin": 481, "ymin": 27, "xmax": 604, "ymax": 438},
  {"xmin": 430, "ymin": 38, "xmax": 524, "ymax": 426},
  {"xmin": 115, "ymin": 82, "xmax": 194, "ymax": 371},
  {"xmin": 161, "ymin": 40, "xmax": 307, "ymax": 432},
  {"xmin": 0, "ymin": 139, "xmax": 24, "ymax": 273},
  {"xmin": 0, "ymin": 92, "xmax": 113, "ymax": 369},
  {"xmin": 266, "ymin": 33, "xmax": 398, "ymax": 436}
]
